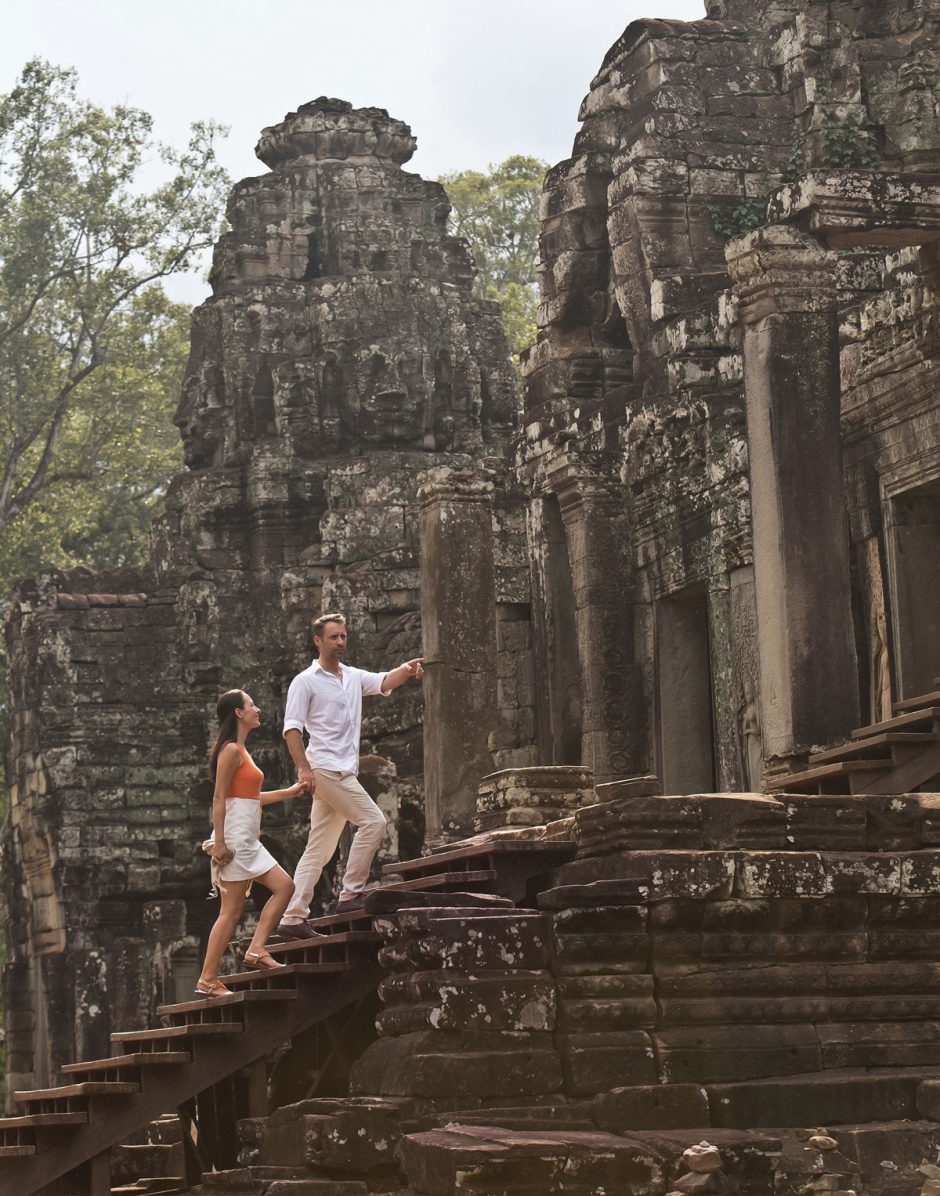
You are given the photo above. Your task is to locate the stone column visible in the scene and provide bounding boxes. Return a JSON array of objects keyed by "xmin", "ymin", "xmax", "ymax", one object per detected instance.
[
  {"xmin": 727, "ymin": 224, "xmax": 860, "ymax": 768},
  {"xmin": 419, "ymin": 469, "xmax": 498, "ymax": 845},
  {"xmin": 550, "ymin": 461, "xmax": 648, "ymax": 786}
]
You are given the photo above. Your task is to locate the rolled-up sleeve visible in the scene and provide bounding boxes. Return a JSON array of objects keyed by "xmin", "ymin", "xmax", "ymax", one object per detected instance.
[
  {"xmin": 359, "ymin": 668, "xmax": 389, "ymax": 697},
  {"xmin": 283, "ymin": 673, "xmax": 311, "ymax": 734}
]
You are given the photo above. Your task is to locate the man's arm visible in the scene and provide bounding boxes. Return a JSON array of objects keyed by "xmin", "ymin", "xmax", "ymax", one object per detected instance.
[
  {"xmin": 284, "ymin": 728, "xmax": 316, "ymax": 791},
  {"xmin": 380, "ymin": 658, "xmax": 425, "ymax": 694},
  {"xmin": 283, "ymin": 672, "xmax": 315, "ymax": 789}
]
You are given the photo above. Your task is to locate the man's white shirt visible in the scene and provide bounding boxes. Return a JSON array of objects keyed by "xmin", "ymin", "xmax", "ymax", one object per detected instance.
[{"xmin": 283, "ymin": 659, "xmax": 388, "ymax": 774}]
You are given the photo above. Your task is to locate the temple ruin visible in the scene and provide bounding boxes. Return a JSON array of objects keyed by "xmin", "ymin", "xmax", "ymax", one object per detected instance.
[{"xmin": 5, "ymin": 0, "xmax": 940, "ymax": 1192}]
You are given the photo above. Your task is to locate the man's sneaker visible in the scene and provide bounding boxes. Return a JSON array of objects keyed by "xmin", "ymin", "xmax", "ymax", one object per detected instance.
[
  {"xmin": 332, "ymin": 893, "xmax": 366, "ymax": 915},
  {"xmin": 277, "ymin": 920, "xmax": 326, "ymax": 940}
]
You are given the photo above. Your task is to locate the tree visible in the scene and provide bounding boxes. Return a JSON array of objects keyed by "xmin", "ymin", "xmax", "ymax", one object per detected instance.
[
  {"xmin": 0, "ymin": 286, "xmax": 191, "ymax": 586},
  {"xmin": 439, "ymin": 155, "xmax": 547, "ymax": 358},
  {"xmin": 0, "ymin": 59, "xmax": 229, "ymax": 547}
]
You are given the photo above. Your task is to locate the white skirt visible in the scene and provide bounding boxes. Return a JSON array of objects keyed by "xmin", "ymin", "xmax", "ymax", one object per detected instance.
[{"xmin": 208, "ymin": 797, "xmax": 277, "ymax": 881}]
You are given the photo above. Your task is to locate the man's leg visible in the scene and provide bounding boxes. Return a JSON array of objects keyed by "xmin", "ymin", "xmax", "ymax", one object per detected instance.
[
  {"xmin": 326, "ymin": 772, "xmax": 387, "ymax": 898},
  {"xmin": 281, "ymin": 773, "xmax": 347, "ymax": 924}
]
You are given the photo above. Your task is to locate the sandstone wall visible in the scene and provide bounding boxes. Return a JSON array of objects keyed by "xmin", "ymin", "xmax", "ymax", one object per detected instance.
[
  {"xmin": 518, "ymin": 0, "xmax": 940, "ymax": 790},
  {"xmin": 2, "ymin": 99, "xmax": 521, "ymax": 1099}
]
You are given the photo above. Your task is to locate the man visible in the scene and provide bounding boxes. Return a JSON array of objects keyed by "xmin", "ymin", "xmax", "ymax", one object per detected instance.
[{"xmin": 278, "ymin": 612, "xmax": 424, "ymax": 937}]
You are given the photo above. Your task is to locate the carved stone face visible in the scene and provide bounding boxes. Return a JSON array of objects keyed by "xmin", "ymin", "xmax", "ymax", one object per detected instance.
[
  {"xmin": 354, "ymin": 348, "xmax": 429, "ymax": 446},
  {"xmin": 174, "ymin": 364, "xmax": 225, "ymax": 469}
]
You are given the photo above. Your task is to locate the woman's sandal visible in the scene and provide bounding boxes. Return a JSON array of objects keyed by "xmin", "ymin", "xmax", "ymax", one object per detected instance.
[
  {"xmin": 243, "ymin": 947, "xmax": 284, "ymax": 971},
  {"xmin": 195, "ymin": 977, "xmax": 231, "ymax": 998}
]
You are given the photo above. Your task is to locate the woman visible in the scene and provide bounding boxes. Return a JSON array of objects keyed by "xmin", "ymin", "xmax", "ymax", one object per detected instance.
[{"xmin": 196, "ymin": 689, "xmax": 305, "ymax": 997}]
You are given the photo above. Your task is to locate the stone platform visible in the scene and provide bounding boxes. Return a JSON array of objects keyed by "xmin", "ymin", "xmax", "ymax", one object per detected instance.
[{"xmin": 201, "ymin": 790, "xmax": 940, "ymax": 1195}]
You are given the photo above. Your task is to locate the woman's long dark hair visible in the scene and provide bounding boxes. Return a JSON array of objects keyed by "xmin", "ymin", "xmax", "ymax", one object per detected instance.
[{"xmin": 208, "ymin": 689, "xmax": 246, "ymax": 780}]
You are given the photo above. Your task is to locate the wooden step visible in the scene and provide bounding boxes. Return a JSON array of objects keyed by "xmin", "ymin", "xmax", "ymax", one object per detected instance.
[
  {"xmin": 809, "ymin": 731, "xmax": 936, "ymax": 764},
  {"xmin": 0, "ymin": 1145, "xmax": 35, "ymax": 1158},
  {"xmin": 62, "ymin": 1052, "xmax": 190, "ymax": 1076},
  {"xmin": 0, "ymin": 960, "xmax": 383, "ymax": 1195},
  {"xmin": 378, "ymin": 869, "xmax": 498, "ymax": 893},
  {"xmin": 111, "ymin": 1181, "xmax": 185, "ymax": 1194},
  {"xmin": 111, "ymin": 1023, "xmax": 244, "ymax": 1045},
  {"xmin": 307, "ymin": 907, "xmax": 376, "ymax": 930},
  {"xmin": 223, "ymin": 960, "xmax": 348, "ymax": 987},
  {"xmin": 266, "ymin": 931, "xmax": 379, "ymax": 961},
  {"xmin": 0, "ymin": 1112, "xmax": 88, "ymax": 1129},
  {"xmin": 16, "ymin": 1082, "xmax": 139, "ymax": 1104},
  {"xmin": 766, "ymin": 759, "xmax": 893, "ymax": 793},
  {"xmin": 895, "ymin": 689, "xmax": 940, "ymax": 713},
  {"xmin": 853, "ymin": 707, "xmax": 940, "ymax": 738},
  {"xmin": 156, "ymin": 989, "xmax": 296, "ymax": 1018}
]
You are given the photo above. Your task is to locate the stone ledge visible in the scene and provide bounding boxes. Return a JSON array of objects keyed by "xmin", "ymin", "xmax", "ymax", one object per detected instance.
[{"xmin": 767, "ymin": 170, "xmax": 940, "ymax": 247}]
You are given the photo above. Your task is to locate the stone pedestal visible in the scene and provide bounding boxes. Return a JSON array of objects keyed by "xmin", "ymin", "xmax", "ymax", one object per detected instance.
[
  {"xmin": 727, "ymin": 225, "xmax": 860, "ymax": 767},
  {"xmin": 475, "ymin": 766, "xmax": 595, "ymax": 833},
  {"xmin": 419, "ymin": 469, "xmax": 498, "ymax": 846}
]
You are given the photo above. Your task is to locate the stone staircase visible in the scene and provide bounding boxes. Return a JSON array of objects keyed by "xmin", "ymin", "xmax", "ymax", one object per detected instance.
[
  {"xmin": 767, "ymin": 675, "xmax": 940, "ymax": 795},
  {"xmin": 16, "ymin": 769, "xmax": 940, "ymax": 1195},
  {"xmin": 0, "ymin": 837, "xmax": 573, "ymax": 1196}
]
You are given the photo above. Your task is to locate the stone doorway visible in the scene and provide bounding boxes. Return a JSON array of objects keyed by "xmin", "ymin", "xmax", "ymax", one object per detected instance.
[
  {"xmin": 655, "ymin": 587, "xmax": 716, "ymax": 794},
  {"xmin": 885, "ymin": 480, "xmax": 940, "ymax": 700}
]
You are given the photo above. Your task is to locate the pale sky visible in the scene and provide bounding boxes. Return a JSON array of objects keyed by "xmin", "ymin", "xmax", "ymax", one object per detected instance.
[{"xmin": 3, "ymin": 0, "xmax": 707, "ymax": 302}]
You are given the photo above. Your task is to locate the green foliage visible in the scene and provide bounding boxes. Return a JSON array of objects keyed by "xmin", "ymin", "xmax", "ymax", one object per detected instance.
[
  {"xmin": 439, "ymin": 155, "xmax": 547, "ymax": 358},
  {"xmin": 0, "ymin": 64, "xmax": 229, "ymax": 1039},
  {"xmin": 0, "ymin": 58, "xmax": 229, "ymax": 551},
  {"xmin": 785, "ymin": 131, "xmax": 807, "ymax": 181},
  {"xmin": 0, "ymin": 286, "xmax": 190, "ymax": 589},
  {"xmin": 708, "ymin": 198, "xmax": 767, "ymax": 241},
  {"xmin": 818, "ymin": 105, "xmax": 879, "ymax": 170}
]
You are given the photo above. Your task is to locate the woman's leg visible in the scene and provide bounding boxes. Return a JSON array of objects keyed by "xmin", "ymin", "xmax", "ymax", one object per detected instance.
[
  {"xmin": 247, "ymin": 865, "xmax": 295, "ymax": 954},
  {"xmin": 199, "ymin": 882, "xmax": 248, "ymax": 982}
]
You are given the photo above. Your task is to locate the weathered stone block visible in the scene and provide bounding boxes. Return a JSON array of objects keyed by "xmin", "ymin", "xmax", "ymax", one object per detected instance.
[
  {"xmin": 376, "ymin": 971, "xmax": 556, "ymax": 1034},
  {"xmin": 592, "ymin": 1084, "xmax": 711, "ymax": 1133},
  {"xmin": 350, "ymin": 1031, "xmax": 563, "ymax": 1100},
  {"xmin": 655, "ymin": 1023, "xmax": 823, "ymax": 1084},
  {"xmin": 707, "ymin": 1072, "xmax": 922, "ymax": 1129},
  {"xmin": 557, "ymin": 1029, "xmax": 658, "ymax": 1095}
]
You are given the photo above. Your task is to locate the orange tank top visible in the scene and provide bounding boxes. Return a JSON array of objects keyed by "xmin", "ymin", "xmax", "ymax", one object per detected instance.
[{"xmin": 227, "ymin": 744, "xmax": 264, "ymax": 798}]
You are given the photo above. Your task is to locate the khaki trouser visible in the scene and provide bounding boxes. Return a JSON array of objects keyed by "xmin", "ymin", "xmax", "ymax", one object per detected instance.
[{"xmin": 281, "ymin": 768, "xmax": 387, "ymax": 923}]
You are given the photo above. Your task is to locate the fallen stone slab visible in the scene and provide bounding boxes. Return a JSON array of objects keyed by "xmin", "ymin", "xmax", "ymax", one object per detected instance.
[
  {"xmin": 397, "ymin": 1124, "xmax": 669, "ymax": 1195},
  {"xmin": 259, "ymin": 1097, "xmax": 426, "ymax": 1173}
]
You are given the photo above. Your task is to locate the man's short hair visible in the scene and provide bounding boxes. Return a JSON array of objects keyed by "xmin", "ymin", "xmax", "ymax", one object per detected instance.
[{"xmin": 312, "ymin": 611, "xmax": 346, "ymax": 640}]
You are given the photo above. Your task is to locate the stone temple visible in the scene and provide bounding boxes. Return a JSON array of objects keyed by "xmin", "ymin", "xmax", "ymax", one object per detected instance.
[{"xmin": 5, "ymin": 2, "xmax": 940, "ymax": 1193}]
